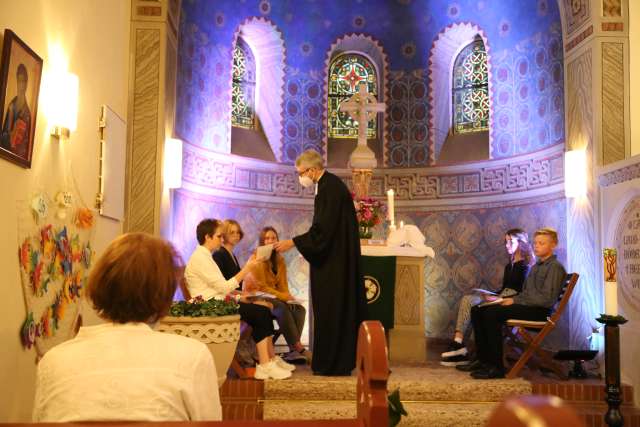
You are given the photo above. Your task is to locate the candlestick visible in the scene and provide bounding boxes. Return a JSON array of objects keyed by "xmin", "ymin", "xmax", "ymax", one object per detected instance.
[
  {"xmin": 603, "ymin": 249, "xmax": 618, "ymax": 316},
  {"xmin": 597, "ymin": 314, "xmax": 628, "ymax": 427},
  {"xmin": 386, "ymin": 189, "xmax": 395, "ymax": 227}
]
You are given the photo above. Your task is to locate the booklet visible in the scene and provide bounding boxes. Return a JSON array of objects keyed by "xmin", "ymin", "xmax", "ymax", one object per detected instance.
[
  {"xmin": 472, "ymin": 288, "xmax": 498, "ymax": 295},
  {"xmin": 478, "ymin": 297, "xmax": 504, "ymax": 307},
  {"xmin": 256, "ymin": 244, "xmax": 273, "ymax": 261}
]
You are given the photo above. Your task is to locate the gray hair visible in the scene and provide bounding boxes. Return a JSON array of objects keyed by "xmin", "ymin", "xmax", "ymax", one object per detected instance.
[{"xmin": 295, "ymin": 149, "xmax": 324, "ymax": 169}]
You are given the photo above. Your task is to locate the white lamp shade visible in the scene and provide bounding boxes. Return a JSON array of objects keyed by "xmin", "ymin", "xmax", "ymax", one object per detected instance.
[
  {"xmin": 45, "ymin": 71, "xmax": 79, "ymax": 132},
  {"xmin": 164, "ymin": 138, "xmax": 183, "ymax": 189},
  {"xmin": 564, "ymin": 149, "xmax": 587, "ymax": 198}
]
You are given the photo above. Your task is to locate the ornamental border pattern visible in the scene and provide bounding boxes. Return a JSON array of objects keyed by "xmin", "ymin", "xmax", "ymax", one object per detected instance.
[
  {"xmin": 599, "ymin": 163, "xmax": 640, "ymax": 187},
  {"xmin": 182, "ymin": 143, "xmax": 564, "ymax": 200}
]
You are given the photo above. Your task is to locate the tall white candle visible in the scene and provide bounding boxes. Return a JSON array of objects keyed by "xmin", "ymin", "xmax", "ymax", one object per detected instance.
[
  {"xmin": 387, "ymin": 189, "xmax": 395, "ymax": 226},
  {"xmin": 604, "ymin": 281, "xmax": 618, "ymax": 316},
  {"xmin": 603, "ymin": 248, "xmax": 618, "ymax": 316}
]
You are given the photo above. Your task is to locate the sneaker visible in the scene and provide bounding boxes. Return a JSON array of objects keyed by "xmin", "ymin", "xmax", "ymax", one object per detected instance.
[
  {"xmin": 283, "ymin": 350, "xmax": 307, "ymax": 364},
  {"xmin": 273, "ymin": 355, "xmax": 296, "ymax": 372},
  {"xmin": 254, "ymin": 360, "xmax": 292, "ymax": 380},
  {"xmin": 441, "ymin": 340, "xmax": 468, "ymax": 358},
  {"xmin": 300, "ymin": 349, "xmax": 312, "ymax": 364},
  {"xmin": 440, "ymin": 353, "xmax": 470, "ymax": 367}
]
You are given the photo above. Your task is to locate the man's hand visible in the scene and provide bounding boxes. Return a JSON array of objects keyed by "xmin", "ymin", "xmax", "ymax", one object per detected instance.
[
  {"xmin": 500, "ymin": 298, "xmax": 514, "ymax": 306},
  {"xmin": 273, "ymin": 239, "xmax": 295, "ymax": 253}
]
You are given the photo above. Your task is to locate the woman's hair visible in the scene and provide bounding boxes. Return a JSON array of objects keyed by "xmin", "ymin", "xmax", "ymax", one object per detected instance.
[
  {"xmin": 86, "ymin": 232, "xmax": 182, "ymax": 324},
  {"xmin": 196, "ymin": 219, "xmax": 222, "ymax": 245},
  {"xmin": 222, "ymin": 219, "xmax": 244, "ymax": 243},
  {"xmin": 259, "ymin": 226, "xmax": 280, "ymax": 274},
  {"xmin": 506, "ymin": 227, "xmax": 535, "ymax": 266}
]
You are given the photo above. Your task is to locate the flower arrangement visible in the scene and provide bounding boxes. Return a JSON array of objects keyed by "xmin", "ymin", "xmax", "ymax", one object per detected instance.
[
  {"xmin": 169, "ymin": 295, "xmax": 239, "ymax": 317},
  {"xmin": 353, "ymin": 194, "xmax": 384, "ymax": 239}
]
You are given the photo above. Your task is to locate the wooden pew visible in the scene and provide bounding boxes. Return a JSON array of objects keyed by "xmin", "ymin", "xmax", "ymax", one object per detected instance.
[{"xmin": 2, "ymin": 321, "xmax": 389, "ymax": 427}]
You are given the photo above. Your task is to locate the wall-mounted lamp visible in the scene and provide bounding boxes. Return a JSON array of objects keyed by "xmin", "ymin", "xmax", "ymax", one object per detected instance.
[
  {"xmin": 164, "ymin": 138, "xmax": 183, "ymax": 189},
  {"xmin": 45, "ymin": 70, "xmax": 78, "ymax": 139},
  {"xmin": 564, "ymin": 149, "xmax": 587, "ymax": 198}
]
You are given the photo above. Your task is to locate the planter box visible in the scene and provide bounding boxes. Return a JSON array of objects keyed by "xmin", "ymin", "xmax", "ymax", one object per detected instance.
[{"xmin": 156, "ymin": 314, "xmax": 241, "ymax": 387}]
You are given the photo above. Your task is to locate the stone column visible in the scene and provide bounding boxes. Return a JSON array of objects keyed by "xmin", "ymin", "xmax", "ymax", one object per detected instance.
[
  {"xmin": 561, "ymin": 0, "xmax": 629, "ymax": 347},
  {"xmin": 125, "ymin": 0, "xmax": 181, "ymax": 236}
]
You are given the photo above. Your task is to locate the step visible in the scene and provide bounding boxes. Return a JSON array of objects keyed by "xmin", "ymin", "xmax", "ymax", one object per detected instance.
[{"xmin": 264, "ymin": 401, "xmax": 497, "ymax": 426}]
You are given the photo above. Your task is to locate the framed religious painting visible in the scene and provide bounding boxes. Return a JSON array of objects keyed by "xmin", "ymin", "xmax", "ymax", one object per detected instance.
[{"xmin": 0, "ymin": 29, "xmax": 42, "ymax": 168}]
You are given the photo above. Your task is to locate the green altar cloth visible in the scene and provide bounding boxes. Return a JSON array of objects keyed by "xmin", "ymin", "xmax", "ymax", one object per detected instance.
[{"xmin": 362, "ymin": 255, "xmax": 396, "ymax": 330}]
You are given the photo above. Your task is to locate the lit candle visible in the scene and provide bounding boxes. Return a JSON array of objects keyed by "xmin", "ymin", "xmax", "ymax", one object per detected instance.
[
  {"xmin": 603, "ymin": 248, "xmax": 618, "ymax": 316},
  {"xmin": 400, "ymin": 220, "xmax": 404, "ymax": 229},
  {"xmin": 387, "ymin": 189, "xmax": 395, "ymax": 226}
]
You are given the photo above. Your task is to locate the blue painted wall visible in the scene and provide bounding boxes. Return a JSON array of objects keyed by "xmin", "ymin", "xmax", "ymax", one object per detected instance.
[{"xmin": 176, "ymin": 0, "xmax": 564, "ymax": 165}]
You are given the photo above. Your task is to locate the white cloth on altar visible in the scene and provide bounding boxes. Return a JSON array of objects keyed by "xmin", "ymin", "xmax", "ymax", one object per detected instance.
[
  {"xmin": 382, "ymin": 224, "xmax": 435, "ymax": 258},
  {"xmin": 33, "ymin": 322, "xmax": 221, "ymax": 422}
]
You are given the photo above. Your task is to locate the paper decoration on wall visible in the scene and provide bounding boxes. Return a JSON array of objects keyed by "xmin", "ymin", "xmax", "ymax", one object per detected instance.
[
  {"xmin": 18, "ymin": 190, "xmax": 95, "ymax": 357},
  {"xmin": 55, "ymin": 191, "xmax": 74, "ymax": 220},
  {"xmin": 30, "ymin": 193, "xmax": 48, "ymax": 221}
]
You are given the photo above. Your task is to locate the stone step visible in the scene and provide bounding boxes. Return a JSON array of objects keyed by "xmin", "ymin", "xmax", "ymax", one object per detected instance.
[
  {"xmin": 264, "ymin": 365, "xmax": 532, "ymax": 403},
  {"xmin": 264, "ymin": 400, "xmax": 497, "ymax": 427}
]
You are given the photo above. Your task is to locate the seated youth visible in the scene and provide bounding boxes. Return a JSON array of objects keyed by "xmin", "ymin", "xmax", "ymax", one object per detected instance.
[
  {"xmin": 441, "ymin": 228, "xmax": 534, "ymax": 366},
  {"xmin": 245, "ymin": 226, "xmax": 311, "ymax": 363},
  {"xmin": 185, "ymin": 218, "xmax": 294, "ymax": 380},
  {"xmin": 458, "ymin": 227, "xmax": 567, "ymax": 379},
  {"xmin": 33, "ymin": 233, "xmax": 222, "ymax": 422}
]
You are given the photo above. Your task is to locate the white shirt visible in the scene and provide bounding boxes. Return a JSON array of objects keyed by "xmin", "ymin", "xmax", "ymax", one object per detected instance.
[
  {"xmin": 32, "ymin": 323, "xmax": 221, "ymax": 422},
  {"xmin": 184, "ymin": 245, "xmax": 238, "ymax": 300}
]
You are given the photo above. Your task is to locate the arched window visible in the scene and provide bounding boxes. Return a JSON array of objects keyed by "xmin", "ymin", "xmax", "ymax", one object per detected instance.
[
  {"xmin": 452, "ymin": 37, "xmax": 489, "ymax": 134},
  {"xmin": 328, "ymin": 54, "xmax": 378, "ymax": 139},
  {"xmin": 231, "ymin": 38, "xmax": 256, "ymax": 129}
]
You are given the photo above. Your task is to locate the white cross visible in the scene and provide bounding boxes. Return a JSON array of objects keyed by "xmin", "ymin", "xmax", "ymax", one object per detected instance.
[{"xmin": 339, "ymin": 82, "xmax": 385, "ymax": 148}]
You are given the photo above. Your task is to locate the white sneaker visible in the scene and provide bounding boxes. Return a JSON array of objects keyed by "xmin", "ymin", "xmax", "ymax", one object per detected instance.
[
  {"xmin": 273, "ymin": 355, "xmax": 296, "ymax": 372},
  {"xmin": 254, "ymin": 360, "xmax": 292, "ymax": 380}
]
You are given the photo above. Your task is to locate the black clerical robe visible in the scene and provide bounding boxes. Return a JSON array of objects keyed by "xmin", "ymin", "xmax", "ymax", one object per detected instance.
[{"xmin": 293, "ymin": 171, "xmax": 367, "ymax": 375}]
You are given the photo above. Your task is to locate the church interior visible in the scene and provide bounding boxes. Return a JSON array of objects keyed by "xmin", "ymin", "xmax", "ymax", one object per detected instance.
[{"xmin": 2, "ymin": 0, "xmax": 640, "ymax": 425}]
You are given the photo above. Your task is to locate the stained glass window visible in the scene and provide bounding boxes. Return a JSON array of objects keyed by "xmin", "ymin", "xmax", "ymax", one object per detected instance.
[
  {"xmin": 328, "ymin": 54, "xmax": 378, "ymax": 138},
  {"xmin": 232, "ymin": 38, "xmax": 256, "ymax": 129},
  {"xmin": 453, "ymin": 38, "xmax": 489, "ymax": 134}
]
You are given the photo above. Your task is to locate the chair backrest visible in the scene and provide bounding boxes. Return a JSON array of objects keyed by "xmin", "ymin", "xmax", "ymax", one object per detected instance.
[{"xmin": 548, "ymin": 273, "xmax": 579, "ymax": 323}]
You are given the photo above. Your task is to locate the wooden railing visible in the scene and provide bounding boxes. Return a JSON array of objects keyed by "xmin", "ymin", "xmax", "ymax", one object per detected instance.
[{"xmin": 3, "ymin": 321, "xmax": 389, "ymax": 427}]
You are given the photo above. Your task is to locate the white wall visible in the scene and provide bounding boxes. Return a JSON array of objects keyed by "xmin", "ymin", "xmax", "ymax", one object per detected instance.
[
  {"xmin": 599, "ymin": 159, "xmax": 640, "ymax": 408},
  {"xmin": 0, "ymin": 1, "xmax": 130, "ymax": 421},
  {"xmin": 630, "ymin": 0, "xmax": 640, "ymax": 156}
]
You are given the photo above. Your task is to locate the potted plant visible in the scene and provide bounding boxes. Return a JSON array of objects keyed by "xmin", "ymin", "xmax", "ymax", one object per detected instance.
[{"xmin": 155, "ymin": 296, "xmax": 241, "ymax": 387}]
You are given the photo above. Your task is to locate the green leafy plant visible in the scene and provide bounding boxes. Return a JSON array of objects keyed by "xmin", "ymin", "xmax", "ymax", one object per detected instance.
[
  {"xmin": 388, "ymin": 388, "xmax": 408, "ymax": 427},
  {"xmin": 169, "ymin": 295, "xmax": 239, "ymax": 317}
]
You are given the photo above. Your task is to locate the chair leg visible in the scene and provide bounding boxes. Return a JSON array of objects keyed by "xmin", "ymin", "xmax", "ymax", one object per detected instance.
[{"xmin": 506, "ymin": 329, "xmax": 550, "ymax": 379}]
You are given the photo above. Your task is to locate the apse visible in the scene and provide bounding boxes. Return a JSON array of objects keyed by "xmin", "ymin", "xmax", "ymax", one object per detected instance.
[{"xmin": 172, "ymin": 0, "xmax": 577, "ymax": 345}]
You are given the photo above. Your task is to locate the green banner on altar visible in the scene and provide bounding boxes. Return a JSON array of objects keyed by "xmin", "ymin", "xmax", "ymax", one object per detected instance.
[{"xmin": 362, "ymin": 256, "xmax": 396, "ymax": 330}]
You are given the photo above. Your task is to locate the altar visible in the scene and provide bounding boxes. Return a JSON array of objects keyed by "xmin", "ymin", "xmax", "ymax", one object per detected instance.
[{"xmin": 361, "ymin": 243, "xmax": 434, "ymax": 363}]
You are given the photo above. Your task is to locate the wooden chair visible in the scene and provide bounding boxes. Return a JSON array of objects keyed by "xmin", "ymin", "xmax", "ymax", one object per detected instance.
[{"xmin": 504, "ymin": 273, "xmax": 580, "ymax": 379}]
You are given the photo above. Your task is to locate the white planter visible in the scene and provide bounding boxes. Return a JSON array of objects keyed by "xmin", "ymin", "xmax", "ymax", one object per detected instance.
[{"xmin": 156, "ymin": 314, "xmax": 241, "ymax": 387}]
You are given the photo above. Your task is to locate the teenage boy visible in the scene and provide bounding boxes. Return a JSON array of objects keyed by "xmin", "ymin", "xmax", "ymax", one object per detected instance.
[{"xmin": 458, "ymin": 227, "xmax": 567, "ymax": 379}]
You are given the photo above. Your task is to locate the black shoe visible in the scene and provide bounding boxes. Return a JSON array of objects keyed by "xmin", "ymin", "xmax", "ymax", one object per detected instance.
[
  {"xmin": 455, "ymin": 359, "xmax": 486, "ymax": 372},
  {"xmin": 440, "ymin": 353, "xmax": 470, "ymax": 367},
  {"xmin": 471, "ymin": 366, "xmax": 505, "ymax": 379}
]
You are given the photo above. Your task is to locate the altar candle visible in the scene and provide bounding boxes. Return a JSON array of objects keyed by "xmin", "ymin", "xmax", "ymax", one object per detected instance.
[
  {"xmin": 387, "ymin": 189, "xmax": 395, "ymax": 225},
  {"xmin": 603, "ymin": 248, "xmax": 618, "ymax": 316},
  {"xmin": 400, "ymin": 220, "xmax": 404, "ymax": 229}
]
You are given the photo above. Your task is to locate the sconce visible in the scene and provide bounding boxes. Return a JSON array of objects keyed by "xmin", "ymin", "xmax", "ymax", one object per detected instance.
[
  {"xmin": 46, "ymin": 70, "xmax": 78, "ymax": 140},
  {"xmin": 564, "ymin": 149, "xmax": 587, "ymax": 198},
  {"xmin": 164, "ymin": 138, "xmax": 183, "ymax": 189}
]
